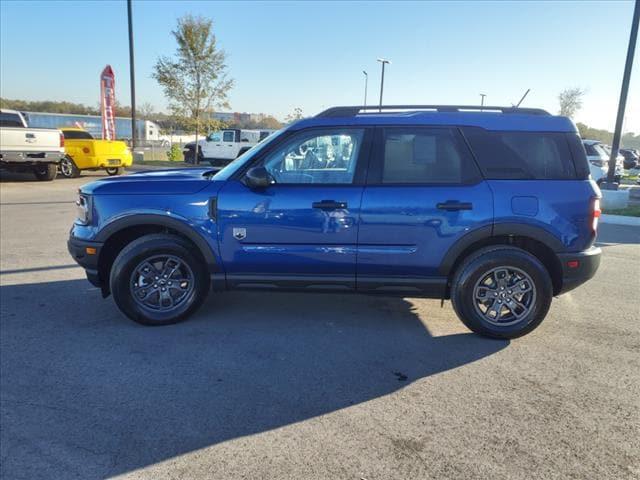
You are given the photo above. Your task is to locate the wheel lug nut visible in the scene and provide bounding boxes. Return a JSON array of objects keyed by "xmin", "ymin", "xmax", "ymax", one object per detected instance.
[
  {"xmin": 163, "ymin": 275, "xmax": 167, "ymax": 278},
  {"xmin": 153, "ymin": 284, "xmax": 158, "ymax": 288},
  {"xmin": 168, "ymin": 282, "xmax": 172, "ymax": 285}
]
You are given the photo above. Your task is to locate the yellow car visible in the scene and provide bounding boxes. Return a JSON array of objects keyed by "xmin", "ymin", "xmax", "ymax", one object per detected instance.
[{"xmin": 59, "ymin": 128, "xmax": 133, "ymax": 178}]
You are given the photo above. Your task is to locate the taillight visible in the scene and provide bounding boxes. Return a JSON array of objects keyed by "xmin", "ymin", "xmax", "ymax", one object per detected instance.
[
  {"xmin": 59, "ymin": 132, "xmax": 65, "ymax": 148},
  {"xmin": 592, "ymin": 198, "xmax": 601, "ymax": 232}
]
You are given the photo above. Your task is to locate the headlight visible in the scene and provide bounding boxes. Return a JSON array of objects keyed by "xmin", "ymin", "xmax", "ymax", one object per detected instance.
[{"xmin": 76, "ymin": 192, "xmax": 92, "ymax": 225}]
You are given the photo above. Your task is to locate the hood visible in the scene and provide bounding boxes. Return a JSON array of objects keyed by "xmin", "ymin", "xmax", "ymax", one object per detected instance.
[{"xmin": 80, "ymin": 168, "xmax": 217, "ymax": 195}]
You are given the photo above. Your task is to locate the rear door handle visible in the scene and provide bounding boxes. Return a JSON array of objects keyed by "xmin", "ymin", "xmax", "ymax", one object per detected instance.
[
  {"xmin": 312, "ymin": 200, "xmax": 348, "ymax": 210},
  {"xmin": 437, "ymin": 201, "xmax": 473, "ymax": 211}
]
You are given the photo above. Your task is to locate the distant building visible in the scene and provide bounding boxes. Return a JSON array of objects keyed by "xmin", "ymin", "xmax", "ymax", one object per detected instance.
[{"xmin": 22, "ymin": 111, "xmax": 160, "ymax": 141}]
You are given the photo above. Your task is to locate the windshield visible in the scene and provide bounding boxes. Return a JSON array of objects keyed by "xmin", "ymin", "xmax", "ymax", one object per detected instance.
[{"xmin": 212, "ymin": 128, "xmax": 288, "ymax": 180}]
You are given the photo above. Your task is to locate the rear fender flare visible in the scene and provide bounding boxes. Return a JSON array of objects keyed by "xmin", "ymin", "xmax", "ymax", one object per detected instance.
[{"xmin": 438, "ymin": 223, "xmax": 565, "ymax": 276}]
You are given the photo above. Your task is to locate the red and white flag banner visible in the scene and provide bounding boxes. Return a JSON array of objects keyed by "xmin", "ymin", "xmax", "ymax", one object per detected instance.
[{"xmin": 100, "ymin": 65, "xmax": 116, "ymax": 140}]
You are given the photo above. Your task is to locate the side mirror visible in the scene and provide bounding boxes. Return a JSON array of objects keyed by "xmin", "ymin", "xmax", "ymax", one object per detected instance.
[{"xmin": 244, "ymin": 166, "xmax": 272, "ymax": 189}]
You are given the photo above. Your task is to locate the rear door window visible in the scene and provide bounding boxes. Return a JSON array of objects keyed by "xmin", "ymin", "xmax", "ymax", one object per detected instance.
[
  {"xmin": 462, "ymin": 128, "xmax": 576, "ymax": 180},
  {"xmin": 369, "ymin": 127, "xmax": 480, "ymax": 184}
]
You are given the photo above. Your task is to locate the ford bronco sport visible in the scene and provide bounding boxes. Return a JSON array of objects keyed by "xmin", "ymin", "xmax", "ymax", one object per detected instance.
[{"xmin": 68, "ymin": 105, "xmax": 601, "ymax": 339}]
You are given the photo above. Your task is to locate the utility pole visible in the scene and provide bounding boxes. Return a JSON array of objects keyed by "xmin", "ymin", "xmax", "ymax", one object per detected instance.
[
  {"xmin": 363, "ymin": 70, "xmax": 368, "ymax": 108},
  {"xmin": 603, "ymin": 0, "xmax": 639, "ymax": 189},
  {"xmin": 377, "ymin": 58, "xmax": 390, "ymax": 112},
  {"xmin": 127, "ymin": 0, "xmax": 137, "ymax": 151}
]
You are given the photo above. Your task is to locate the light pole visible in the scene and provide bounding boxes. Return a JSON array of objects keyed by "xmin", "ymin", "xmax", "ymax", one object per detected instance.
[
  {"xmin": 362, "ymin": 70, "xmax": 368, "ymax": 108},
  {"xmin": 127, "ymin": 0, "xmax": 137, "ymax": 151},
  {"xmin": 377, "ymin": 58, "xmax": 390, "ymax": 111},
  {"xmin": 603, "ymin": 0, "xmax": 639, "ymax": 189},
  {"xmin": 479, "ymin": 93, "xmax": 486, "ymax": 111}
]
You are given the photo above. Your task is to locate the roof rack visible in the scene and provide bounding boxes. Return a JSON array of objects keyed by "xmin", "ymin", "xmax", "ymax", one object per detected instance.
[{"xmin": 316, "ymin": 105, "xmax": 550, "ymax": 118}]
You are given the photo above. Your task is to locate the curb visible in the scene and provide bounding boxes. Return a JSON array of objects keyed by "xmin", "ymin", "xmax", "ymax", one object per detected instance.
[{"xmin": 600, "ymin": 214, "xmax": 640, "ymax": 227}]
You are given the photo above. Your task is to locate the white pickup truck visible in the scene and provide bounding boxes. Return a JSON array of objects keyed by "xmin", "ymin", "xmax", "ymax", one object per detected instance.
[
  {"xmin": 183, "ymin": 129, "xmax": 275, "ymax": 167},
  {"xmin": 0, "ymin": 109, "xmax": 65, "ymax": 181}
]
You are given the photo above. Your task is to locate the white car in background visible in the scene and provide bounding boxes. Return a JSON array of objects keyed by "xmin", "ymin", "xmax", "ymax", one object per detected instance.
[
  {"xmin": 582, "ymin": 139, "xmax": 623, "ymax": 184},
  {"xmin": 184, "ymin": 129, "xmax": 276, "ymax": 168}
]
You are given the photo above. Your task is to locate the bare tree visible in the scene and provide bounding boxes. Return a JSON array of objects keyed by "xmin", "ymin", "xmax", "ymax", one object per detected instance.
[
  {"xmin": 153, "ymin": 15, "xmax": 233, "ymax": 163},
  {"xmin": 285, "ymin": 107, "xmax": 303, "ymax": 124},
  {"xmin": 138, "ymin": 102, "xmax": 156, "ymax": 121},
  {"xmin": 558, "ymin": 87, "xmax": 585, "ymax": 118}
]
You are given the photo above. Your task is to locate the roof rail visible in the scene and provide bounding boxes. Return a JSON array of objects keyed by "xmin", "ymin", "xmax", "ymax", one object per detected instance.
[{"xmin": 316, "ymin": 105, "xmax": 550, "ymax": 118}]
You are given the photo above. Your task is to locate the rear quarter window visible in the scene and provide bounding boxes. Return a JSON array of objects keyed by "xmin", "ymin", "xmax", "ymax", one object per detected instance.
[{"xmin": 461, "ymin": 128, "xmax": 577, "ymax": 180}]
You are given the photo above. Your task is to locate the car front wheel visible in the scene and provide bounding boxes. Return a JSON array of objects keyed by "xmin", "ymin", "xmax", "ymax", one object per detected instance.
[
  {"xmin": 451, "ymin": 246, "xmax": 553, "ymax": 339},
  {"xmin": 106, "ymin": 167, "xmax": 122, "ymax": 176},
  {"xmin": 109, "ymin": 234, "xmax": 210, "ymax": 326}
]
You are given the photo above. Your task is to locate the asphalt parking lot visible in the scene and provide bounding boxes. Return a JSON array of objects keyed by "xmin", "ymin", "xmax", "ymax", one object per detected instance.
[{"xmin": 1, "ymin": 171, "xmax": 639, "ymax": 480}]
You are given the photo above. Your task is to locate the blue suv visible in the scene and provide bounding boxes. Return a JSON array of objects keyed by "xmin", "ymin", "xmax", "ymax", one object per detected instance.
[{"xmin": 68, "ymin": 105, "xmax": 601, "ymax": 338}]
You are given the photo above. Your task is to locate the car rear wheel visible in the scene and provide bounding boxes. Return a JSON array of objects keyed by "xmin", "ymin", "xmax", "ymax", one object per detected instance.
[
  {"xmin": 450, "ymin": 246, "xmax": 552, "ymax": 339},
  {"xmin": 33, "ymin": 164, "xmax": 57, "ymax": 181},
  {"xmin": 106, "ymin": 167, "xmax": 122, "ymax": 176},
  {"xmin": 109, "ymin": 234, "xmax": 210, "ymax": 326},
  {"xmin": 59, "ymin": 156, "xmax": 81, "ymax": 178}
]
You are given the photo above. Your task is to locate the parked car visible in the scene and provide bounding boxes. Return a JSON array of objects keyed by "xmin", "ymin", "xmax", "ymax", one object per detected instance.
[
  {"xmin": 619, "ymin": 149, "xmax": 639, "ymax": 170},
  {"xmin": 58, "ymin": 128, "xmax": 133, "ymax": 178},
  {"xmin": 183, "ymin": 129, "xmax": 275, "ymax": 167},
  {"xmin": 0, "ymin": 109, "xmax": 64, "ymax": 180},
  {"xmin": 68, "ymin": 105, "xmax": 601, "ymax": 339},
  {"xmin": 582, "ymin": 140, "xmax": 623, "ymax": 184}
]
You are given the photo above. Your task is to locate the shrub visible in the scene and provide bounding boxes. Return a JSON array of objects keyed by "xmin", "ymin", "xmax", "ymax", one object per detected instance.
[{"xmin": 166, "ymin": 144, "xmax": 183, "ymax": 161}]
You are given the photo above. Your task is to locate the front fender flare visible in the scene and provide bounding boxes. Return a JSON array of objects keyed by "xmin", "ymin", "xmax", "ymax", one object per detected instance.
[{"xmin": 95, "ymin": 213, "xmax": 219, "ymax": 272}]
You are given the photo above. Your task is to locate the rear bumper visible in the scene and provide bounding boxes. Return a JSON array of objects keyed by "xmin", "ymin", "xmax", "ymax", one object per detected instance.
[
  {"xmin": 0, "ymin": 151, "xmax": 64, "ymax": 164},
  {"xmin": 556, "ymin": 246, "xmax": 601, "ymax": 295},
  {"xmin": 67, "ymin": 236, "xmax": 103, "ymax": 287},
  {"xmin": 79, "ymin": 154, "xmax": 133, "ymax": 169}
]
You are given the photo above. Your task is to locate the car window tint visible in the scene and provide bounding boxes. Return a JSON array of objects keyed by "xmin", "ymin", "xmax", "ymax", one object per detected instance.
[
  {"xmin": 462, "ymin": 128, "xmax": 576, "ymax": 180},
  {"xmin": 208, "ymin": 132, "xmax": 222, "ymax": 142},
  {"xmin": 381, "ymin": 128, "xmax": 468, "ymax": 184},
  {"xmin": 261, "ymin": 129, "xmax": 364, "ymax": 184},
  {"xmin": 0, "ymin": 112, "xmax": 23, "ymax": 127},
  {"xmin": 223, "ymin": 131, "xmax": 235, "ymax": 142},
  {"xmin": 62, "ymin": 130, "xmax": 94, "ymax": 140}
]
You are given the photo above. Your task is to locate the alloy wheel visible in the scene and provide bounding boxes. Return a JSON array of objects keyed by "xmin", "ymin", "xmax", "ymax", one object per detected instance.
[{"xmin": 472, "ymin": 266, "xmax": 537, "ymax": 326}]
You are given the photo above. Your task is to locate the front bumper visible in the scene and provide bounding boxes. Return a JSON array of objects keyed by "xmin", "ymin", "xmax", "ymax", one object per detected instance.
[
  {"xmin": 67, "ymin": 236, "xmax": 104, "ymax": 288},
  {"xmin": 557, "ymin": 246, "xmax": 601, "ymax": 295}
]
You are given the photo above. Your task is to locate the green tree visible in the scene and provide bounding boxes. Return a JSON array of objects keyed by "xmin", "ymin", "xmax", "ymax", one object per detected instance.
[
  {"xmin": 153, "ymin": 15, "xmax": 233, "ymax": 163},
  {"xmin": 558, "ymin": 87, "xmax": 584, "ymax": 118}
]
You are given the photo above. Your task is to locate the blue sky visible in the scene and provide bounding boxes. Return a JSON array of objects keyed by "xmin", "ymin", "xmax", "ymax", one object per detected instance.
[{"xmin": 1, "ymin": 0, "xmax": 638, "ymax": 131}]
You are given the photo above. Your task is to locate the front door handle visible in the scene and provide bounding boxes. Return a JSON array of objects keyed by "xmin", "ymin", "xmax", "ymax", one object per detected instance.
[
  {"xmin": 437, "ymin": 201, "xmax": 473, "ymax": 211},
  {"xmin": 312, "ymin": 200, "xmax": 347, "ymax": 210}
]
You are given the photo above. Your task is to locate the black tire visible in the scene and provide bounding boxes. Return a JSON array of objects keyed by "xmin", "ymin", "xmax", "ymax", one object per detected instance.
[
  {"xmin": 109, "ymin": 234, "xmax": 210, "ymax": 326},
  {"xmin": 33, "ymin": 164, "xmax": 57, "ymax": 181},
  {"xmin": 106, "ymin": 167, "xmax": 122, "ymax": 176},
  {"xmin": 59, "ymin": 156, "xmax": 81, "ymax": 178},
  {"xmin": 450, "ymin": 246, "xmax": 553, "ymax": 339}
]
